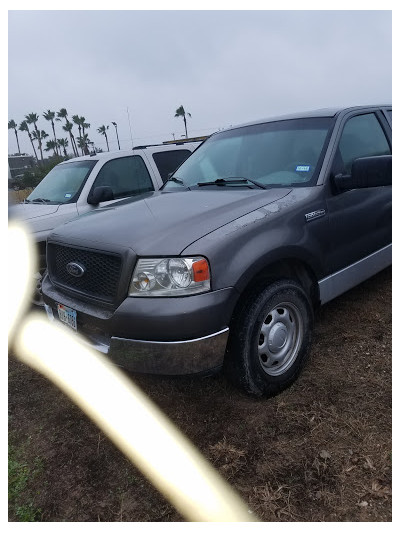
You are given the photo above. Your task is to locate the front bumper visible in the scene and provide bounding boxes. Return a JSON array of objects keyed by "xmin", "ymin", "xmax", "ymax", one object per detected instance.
[
  {"xmin": 85, "ymin": 327, "xmax": 229, "ymax": 375},
  {"xmin": 42, "ymin": 274, "xmax": 238, "ymax": 375}
]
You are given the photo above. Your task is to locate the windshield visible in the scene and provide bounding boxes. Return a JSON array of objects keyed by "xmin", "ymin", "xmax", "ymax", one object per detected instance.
[
  {"xmin": 26, "ymin": 160, "xmax": 98, "ymax": 204},
  {"xmin": 164, "ymin": 117, "xmax": 333, "ymax": 190}
]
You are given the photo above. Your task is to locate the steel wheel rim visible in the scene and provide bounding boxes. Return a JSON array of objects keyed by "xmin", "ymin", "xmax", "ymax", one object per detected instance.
[{"xmin": 257, "ymin": 301, "xmax": 303, "ymax": 376}]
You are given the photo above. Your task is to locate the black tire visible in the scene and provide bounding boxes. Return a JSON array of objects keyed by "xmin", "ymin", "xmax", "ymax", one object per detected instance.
[{"xmin": 225, "ymin": 279, "xmax": 313, "ymax": 397}]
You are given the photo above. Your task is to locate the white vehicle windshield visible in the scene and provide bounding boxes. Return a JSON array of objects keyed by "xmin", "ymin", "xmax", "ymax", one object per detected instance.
[
  {"xmin": 26, "ymin": 160, "xmax": 98, "ymax": 204},
  {"xmin": 164, "ymin": 118, "xmax": 333, "ymax": 190}
]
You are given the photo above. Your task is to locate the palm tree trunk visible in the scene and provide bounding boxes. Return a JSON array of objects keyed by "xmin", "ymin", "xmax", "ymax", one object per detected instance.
[
  {"xmin": 183, "ymin": 116, "xmax": 188, "ymax": 138},
  {"xmin": 14, "ymin": 130, "xmax": 21, "ymax": 154},
  {"xmin": 71, "ymin": 133, "xmax": 79, "ymax": 157},
  {"xmin": 105, "ymin": 133, "xmax": 110, "ymax": 151},
  {"xmin": 28, "ymin": 132, "xmax": 38, "ymax": 161},
  {"xmin": 34, "ymin": 125, "xmax": 44, "ymax": 162},
  {"xmin": 82, "ymin": 126, "xmax": 89, "ymax": 155},
  {"xmin": 68, "ymin": 132, "xmax": 76, "ymax": 156},
  {"xmin": 51, "ymin": 121, "xmax": 59, "ymax": 156},
  {"xmin": 77, "ymin": 125, "xmax": 84, "ymax": 155}
]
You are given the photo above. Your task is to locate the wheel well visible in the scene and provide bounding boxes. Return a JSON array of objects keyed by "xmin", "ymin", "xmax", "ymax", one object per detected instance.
[{"xmin": 232, "ymin": 259, "xmax": 319, "ymax": 319}]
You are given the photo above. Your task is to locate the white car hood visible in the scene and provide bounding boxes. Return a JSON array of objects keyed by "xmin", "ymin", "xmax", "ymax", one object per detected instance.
[
  {"xmin": 9, "ymin": 202, "xmax": 61, "ymax": 221},
  {"xmin": 9, "ymin": 202, "xmax": 80, "ymax": 240}
]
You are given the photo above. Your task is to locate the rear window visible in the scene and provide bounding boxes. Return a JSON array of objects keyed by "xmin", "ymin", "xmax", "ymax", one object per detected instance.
[{"xmin": 152, "ymin": 150, "xmax": 192, "ymax": 182}]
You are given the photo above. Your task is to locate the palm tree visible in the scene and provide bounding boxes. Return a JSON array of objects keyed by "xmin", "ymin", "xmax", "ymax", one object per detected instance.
[
  {"xmin": 111, "ymin": 121, "xmax": 121, "ymax": 150},
  {"xmin": 56, "ymin": 108, "xmax": 68, "ymax": 122},
  {"xmin": 19, "ymin": 120, "xmax": 38, "ymax": 161},
  {"xmin": 77, "ymin": 133, "xmax": 91, "ymax": 152},
  {"xmin": 72, "ymin": 115, "xmax": 85, "ymax": 155},
  {"xmin": 97, "ymin": 125, "xmax": 110, "ymax": 151},
  {"xmin": 57, "ymin": 108, "xmax": 78, "ymax": 156},
  {"xmin": 82, "ymin": 120, "xmax": 90, "ymax": 154},
  {"xmin": 174, "ymin": 105, "xmax": 191, "ymax": 139},
  {"xmin": 62, "ymin": 122, "xmax": 79, "ymax": 157},
  {"xmin": 45, "ymin": 139, "xmax": 58, "ymax": 157},
  {"xmin": 43, "ymin": 110, "xmax": 59, "ymax": 155},
  {"xmin": 31, "ymin": 129, "xmax": 49, "ymax": 158},
  {"xmin": 8, "ymin": 119, "xmax": 21, "ymax": 154},
  {"xmin": 57, "ymin": 138, "xmax": 69, "ymax": 157},
  {"xmin": 25, "ymin": 112, "xmax": 44, "ymax": 162}
]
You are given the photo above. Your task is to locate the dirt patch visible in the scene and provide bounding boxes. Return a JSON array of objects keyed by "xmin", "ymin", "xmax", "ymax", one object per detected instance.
[{"xmin": 8, "ymin": 267, "xmax": 392, "ymax": 521}]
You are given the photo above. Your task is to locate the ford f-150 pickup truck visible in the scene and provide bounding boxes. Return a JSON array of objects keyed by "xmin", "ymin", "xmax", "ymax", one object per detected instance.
[
  {"xmin": 9, "ymin": 141, "xmax": 201, "ymax": 304},
  {"xmin": 41, "ymin": 105, "xmax": 392, "ymax": 396}
]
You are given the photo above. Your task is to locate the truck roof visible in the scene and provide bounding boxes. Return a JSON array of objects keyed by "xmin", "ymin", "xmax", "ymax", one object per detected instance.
[
  {"xmin": 225, "ymin": 104, "xmax": 392, "ymax": 131},
  {"xmin": 58, "ymin": 141, "xmax": 201, "ymax": 165}
]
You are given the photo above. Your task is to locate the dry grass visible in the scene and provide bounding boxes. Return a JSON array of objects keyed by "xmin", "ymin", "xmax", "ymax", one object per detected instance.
[
  {"xmin": 8, "ymin": 267, "xmax": 391, "ymax": 522},
  {"xmin": 9, "ymin": 188, "xmax": 33, "ymax": 205}
]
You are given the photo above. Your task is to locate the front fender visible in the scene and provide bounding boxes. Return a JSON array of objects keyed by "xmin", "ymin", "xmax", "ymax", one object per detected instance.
[{"xmin": 183, "ymin": 189, "xmax": 329, "ymax": 292}]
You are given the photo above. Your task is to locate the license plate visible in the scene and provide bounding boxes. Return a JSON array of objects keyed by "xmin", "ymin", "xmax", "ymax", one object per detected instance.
[{"xmin": 57, "ymin": 304, "xmax": 77, "ymax": 331}]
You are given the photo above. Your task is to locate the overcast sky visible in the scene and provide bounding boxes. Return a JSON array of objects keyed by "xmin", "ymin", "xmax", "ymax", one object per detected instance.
[{"xmin": 8, "ymin": 9, "xmax": 392, "ymax": 156}]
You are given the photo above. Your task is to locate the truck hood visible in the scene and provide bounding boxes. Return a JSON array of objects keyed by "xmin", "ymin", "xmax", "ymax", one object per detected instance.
[
  {"xmin": 49, "ymin": 189, "xmax": 292, "ymax": 255},
  {"xmin": 9, "ymin": 202, "xmax": 61, "ymax": 221}
]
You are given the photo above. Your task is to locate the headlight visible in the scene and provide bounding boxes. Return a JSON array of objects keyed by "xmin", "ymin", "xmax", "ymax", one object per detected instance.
[{"xmin": 129, "ymin": 257, "xmax": 210, "ymax": 297}]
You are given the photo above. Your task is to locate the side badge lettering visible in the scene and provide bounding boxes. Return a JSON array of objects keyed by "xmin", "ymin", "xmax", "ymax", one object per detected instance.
[{"xmin": 305, "ymin": 209, "xmax": 326, "ymax": 222}]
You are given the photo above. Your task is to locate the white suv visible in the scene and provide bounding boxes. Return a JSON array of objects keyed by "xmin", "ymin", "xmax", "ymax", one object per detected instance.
[{"xmin": 9, "ymin": 141, "xmax": 201, "ymax": 304}]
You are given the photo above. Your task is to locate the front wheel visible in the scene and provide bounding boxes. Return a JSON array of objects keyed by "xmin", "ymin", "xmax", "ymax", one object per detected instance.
[
  {"xmin": 225, "ymin": 279, "xmax": 313, "ymax": 397},
  {"xmin": 31, "ymin": 267, "xmax": 47, "ymax": 307}
]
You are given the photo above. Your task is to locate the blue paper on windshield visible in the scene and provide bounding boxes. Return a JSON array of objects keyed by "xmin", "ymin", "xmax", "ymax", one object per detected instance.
[
  {"xmin": 296, "ymin": 165, "xmax": 310, "ymax": 172},
  {"xmin": 65, "ymin": 193, "xmax": 72, "ymax": 198}
]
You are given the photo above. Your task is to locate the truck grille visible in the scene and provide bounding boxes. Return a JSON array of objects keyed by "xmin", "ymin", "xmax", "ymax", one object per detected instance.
[{"xmin": 48, "ymin": 243, "xmax": 122, "ymax": 303}]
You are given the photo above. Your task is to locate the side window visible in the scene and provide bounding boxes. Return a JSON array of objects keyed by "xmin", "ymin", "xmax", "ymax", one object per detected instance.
[
  {"xmin": 152, "ymin": 150, "xmax": 192, "ymax": 182},
  {"xmin": 334, "ymin": 113, "xmax": 391, "ymax": 174},
  {"xmin": 92, "ymin": 156, "xmax": 154, "ymax": 200}
]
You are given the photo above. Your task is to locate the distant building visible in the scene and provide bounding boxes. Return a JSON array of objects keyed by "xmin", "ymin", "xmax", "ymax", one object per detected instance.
[{"xmin": 8, "ymin": 154, "xmax": 35, "ymax": 179}]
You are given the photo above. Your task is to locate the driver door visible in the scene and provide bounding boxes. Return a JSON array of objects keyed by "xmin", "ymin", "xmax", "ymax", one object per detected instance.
[{"xmin": 325, "ymin": 111, "xmax": 392, "ymax": 275}]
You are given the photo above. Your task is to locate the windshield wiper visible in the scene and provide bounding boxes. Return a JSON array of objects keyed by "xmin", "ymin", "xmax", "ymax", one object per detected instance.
[
  {"xmin": 31, "ymin": 198, "xmax": 51, "ymax": 203},
  {"xmin": 197, "ymin": 177, "xmax": 267, "ymax": 189}
]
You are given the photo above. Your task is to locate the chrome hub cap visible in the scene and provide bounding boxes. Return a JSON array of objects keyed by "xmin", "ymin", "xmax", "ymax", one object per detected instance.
[{"xmin": 257, "ymin": 302, "xmax": 303, "ymax": 376}]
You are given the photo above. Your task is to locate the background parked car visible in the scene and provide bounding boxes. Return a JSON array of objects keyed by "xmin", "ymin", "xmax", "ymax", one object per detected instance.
[{"xmin": 9, "ymin": 140, "xmax": 202, "ymax": 305}]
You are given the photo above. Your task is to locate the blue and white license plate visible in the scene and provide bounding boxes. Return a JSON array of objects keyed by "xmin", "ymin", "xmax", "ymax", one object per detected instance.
[{"xmin": 57, "ymin": 304, "xmax": 77, "ymax": 331}]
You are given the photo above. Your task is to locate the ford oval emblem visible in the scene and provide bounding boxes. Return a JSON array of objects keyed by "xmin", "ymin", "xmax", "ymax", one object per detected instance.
[{"xmin": 66, "ymin": 261, "xmax": 86, "ymax": 277}]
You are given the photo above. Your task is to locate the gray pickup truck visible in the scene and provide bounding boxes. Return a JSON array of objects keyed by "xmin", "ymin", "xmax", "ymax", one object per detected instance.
[{"xmin": 42, "ymin": 105, "xmax": 392, "ymax": 396}]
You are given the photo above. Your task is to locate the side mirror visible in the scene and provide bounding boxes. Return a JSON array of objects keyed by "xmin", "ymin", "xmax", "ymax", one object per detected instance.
[
  {"xmin": 333, "ymin": 155, "xmax": 392, "ymax": 191},
  {"xmin": 87, "ymin": 186, "xmax": 115, "ymax": 205}
]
